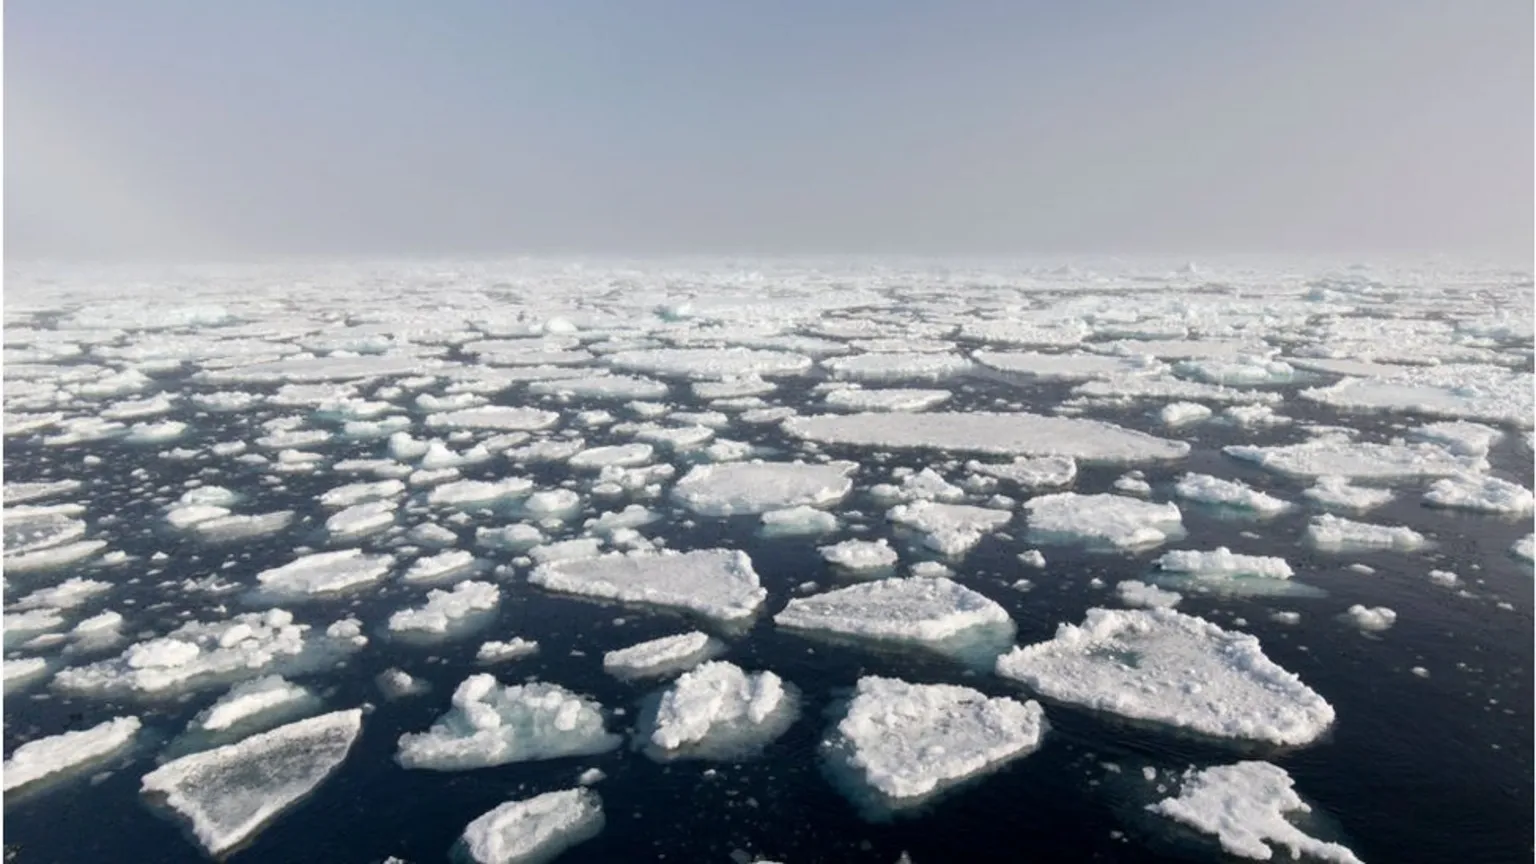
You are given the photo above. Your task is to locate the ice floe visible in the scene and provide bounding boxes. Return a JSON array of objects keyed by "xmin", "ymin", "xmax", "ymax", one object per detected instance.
[
  {"xmin": 1422, "ymin": 474, "xmax": 1534, "ymax": 515},
  {"xmin": 1226, "ymin": 437, "xmax": 1484, "ymax": 479},
  {"xmin": 641, "ymin": 661, "xmax": 798, "ymax": 759},
  {"xmin": 455, "ymin": 788, "xmax": 605, "ymax": 864},
  {"xmin": 965, "ymin": 455, "xmax": 1078, "ymax": 489},
  {"xmin": 1302, "ymin": 476, "xmax": 1395, "ymax": 512},
  {"xmin": 602, "ymin": 631, "xmax": 724, "ymax": 680},
  {"xmin": 3, "ymin": 715, "xmax": 141, "ymax": 793},
  {"xmin": 761, "ymin": 505, "xmax": 840, "ymax": 536},
  {"xmin": 775, "ymin": 577, "xmax": 1015, "ymax": 664},
  {"xmin": 256, "ymin": 549, "xmax": 395, "ymax": 599},
  {"xmin": 887, "ymin": 501, "xmax": 1012, "ymax": 556},
  {"xmin": 1345, "ymin": 605, "xmax": 1396, "ymax": 632},
  {"xmin": 1116, "ymin": 580, "xmax": 1182, "ymax": 609},
  {"xmin": 423, "ymin": 406, "xmax": 560, "ymax": 431},
  {"xmin": 1024, "ymin": 493, "xmax": 1184, "ymax": 550},
  {"xmin": 1155, "ymin": 548, "xmax": 1295, "ymax": 580},
  {"xmin": 672, "ymin": 461, "xmax": 855, "ymax": 516},
  {"xmin": 396, "ymin": 676, "xmax": 619, "ymax": 770},
  {"xmin": 823, "ymin": 387, "xmax": 952, "ymax": 412},
  {"xmin": 785, "ymin": 412, "xmax": 1190, "ymax": 462},
  {"xmin": 1305, "ymin": 514, "xmax": 1428, "ymax": 552},
  {"xmin": 477, "ymin": 638, "xmax": 540, "ymax": 663},
  {"xmin": 530, "ymin": 549, "xmax": 766, "ymax": 623},
  {"xmin": 996, "ymin": 608, "xmax": 1334, "ymax": 746},
  {"xmin": 819, "ymin": 538, "xmax": 900, "ymax": 572},
  {"xmin": 1173, "ymin": 473, "xmax": 1293, "ymax": 515},
  {"xmin": 388, "ymin": 581, "xmax": 501, "ymax": 636}
]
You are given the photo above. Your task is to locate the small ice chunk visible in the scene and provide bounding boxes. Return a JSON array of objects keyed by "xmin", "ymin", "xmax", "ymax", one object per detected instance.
[
  {"xmin": 455, "ymin": 788, "xmax": 605, "ymax": 864},
  {"xmin": 824, "ymin": 387, "xmax": 951, "ymax": 412},
  {"xmin": 785, "ymin": 412, "xmax": 1189, "ymax": 462},
  {"xmin": 396, "ymin": 676, "xmax": 619, "ymax": 770},
  {"xmin": 1115, "ymin": 580, "xmax": 1182, "ymax": 609},
  {"xmin": 643, "ymin": 661, "xmax": 798, "ymax": 758},
  {"xmin": 996, "ymin": 608, "xmax": 1333, "ymax": 746},
  {"xmin": 819, "ymin": 538, "xmax": 899, "ymax": 572},
  {"xmin": 1155, "ymin": 548, "xmax": 1294, "ymax": 579},
  {"xmin": 1423, "ymin": 474, "xmax": 1534, "ymax": 515},
  {"xmin": 672, "ymin": 461, "xmax": 855, "ymax": 516},
  {"xmin": 822, "ymin": 676, "xmax": 1046, "ymax": 817},
  {"xmin": 1409, "ymin": 421, "xmax": 1504, "ymax": 458},
  {"xmin": 1306, "ymin": 515, "xmax": 1428, "ymax": 553},
  {"xmin": 3, "ymin": 716, "xmax": 141, "ymax": 792},
  {"xmin": 602, "ymin": 632, "xmax": 724, "ymax": 680},
  {"xmin": 1160, "ymin": 402, "xmax": 1212, "ymax": 427},
  {"xmin": 8, "ymin": 576, "xmax": 112, "ymax": 610},
  {"xmin": 775, "ymin": 577, "xmax": 1015, "ymax": 662},
  {"xmin": 966, "ymin": 455, "xmax": 1078, "ymax": 490},
  {"xmin": 1346, "ymin": 605, "xmax": 1396, "ymax": 632},
  {"xmin": 568, "ymin": 443, "xmax": 654, "ymax": 470},
  {"xmin": 325, "ymin": 499, "xmax": 397, "ymax": 538},
  {"xmin": 477, "ymin": 638, "xmax": 540, "ymax": 663},
  {"xmin": 761, "ymin": 505, "xmax": 840, "ymax": 536},
  {"xmin": 1018, "ymin": 549, "xmax": 1046, "ymax": 568},
  {"xmin": 887, "ymin": 501, "xmax": 1012, "ymax": 556},
  {"xmin": 140, "ymin": 710, "xmax": 364, "ymax": 857},
  {"xmin": 1147, "ymin": 762, "xmax": 1363, "ymax": 864},
  {"xmin": 388, "ymin": 581, "xmax": 500, "ymax": 635},
  {"xmin": 1173, "ymin": 473, "xmax": 1292, "ymax": 515},
  {"xmin": 1302, "ymin": 476, "xmax": 1395, "ymax": 512},
  {"xmin": 4, "ymin": 656, "xmax": 50, "ymax": 689},
  {"xmin": 530, "ymin": 549, "xmax": 766, "ymax": 622},
  {"xmin": 522, "ymin": 489, "xmax": 583, "ymax": 519},
  {"xmin": 377, "ymin": 668, "xmax": 430, "ymax": 699},
  {"xmin": 319, "ymin": 479, "xmax": 405, "ymax": 508},
  {"xmin": 403, "ymin": 549, "xmax": 480, "ymax": 584},
  {"xmin": 1024, "ymin": 493, "xmax": 1184, "ymax": 550},
  {"xmin": 424, "ymin": 406, "xmax": 560, "ymax": 431},
  {"xmin": 256, "ymin": 549, "xmax": 394, "ymax": 598},
  {"xmin": 1270, "ymin": 611, "xmax": 1301, "ymax": 625},
  {"xmin": 1428, "ymin": 569, "xmax": 1460, "ymax": 587},
  {"xmin": 1113, "ymin": 472, "xmax": 1153, "ymax": 496},
  {"xmin": 1513, "ymin": 534, "xmax": 1534, "ymax": 563},
  {"xmin": 188, "ymin": 675, "xmax": 316, "ymax": 733},
  {"xmin": 409, "ymin": 522, "xmax": 460, "ymax": 547}
]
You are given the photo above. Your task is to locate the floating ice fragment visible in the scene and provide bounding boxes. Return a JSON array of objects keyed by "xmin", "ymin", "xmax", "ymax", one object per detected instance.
[
  {"xmin": 256, "ymin": 549, "xmax": 395, "ymax": 598},
  {"xmin": 1155, "ymin": 548, "xmax": 1294, "ymax": 580},
  {"xmin": 529, "ymin": 549, "xmax": 766, "ymax": 622},
  {"xmin": 775, "ymin": 577, "xmax": 1015, "ymax": 664},
  {"xmin": 761, "ymin": 505, "xmax": 840, "ymax": 536},
  {"xmin": 1024, "ymin": 493, "xmax": 1184, "ymax": 550},
  {"xmin": 785, "ymin": 412, "xmax": 1189, "ymax": 462},
  {"xmin": 1116, "ymin": 581, "xmax": 1182, "ymax": 609},
  {"xmin": 887, "ymin": 501, "xmax": 1012, "ymax": 556},
  {"xmin": 477, "ymin": 638, "xmax": 539, "ymax": 663},
  {"xmin": 1302, "ymin": 476, "xmax": 1394, "ymax": 512},
  {"xmin": 3, "ymin": 716, "xmax": 141, "ymax": 792},
  {"xmin": 819, "ymin": 538, "xmax": 899, "ymax": 572},
  {"xmin": 1225, "ymin": 438, "xmax": 1482, "ymax": 479},
  {"xmin": 1305, "ymin": 515, "xmax": 1428, "ymax": 553},
  {"xmin": 642, "ymin": 661, "xmax": 798, "ymax": 759},
  {"xmin": 602, "ymin": 632, "xmax": 724, "ymax": 680},
  {"xmin": 1345, "ymin": 605, "xmax": 1396, "ymax": 632},
  {"xmin": 672, "ymin": 461, "xmax": 855, "ymax": 516},
  {"xmin": 396, "ymin": 676, "xmax": 619, "ymax": 770},
  {"xmin": 966, "ymin": 455, "xmax": 1078, "ymax": 489},
  {"xmin": 424, "ymin": 406, "xmax": 560, "ymax": 431},
  {"xmin": 388, "ymin": 581, "xmax": 501, "ymax": 635},
  {"xmin": 1423, "ymin": 474, "xmax": 1534, "ymax": 515},
  {"xmin": 404, "ymin": 549, "xmax": 481, "ymax": 584},
  {"xmin": 455, "ymin": 788, "xmax": 605, "ymax": 864},
  {"xmin": 1173, "ymin": 474, "xmax": 1292, "ymax": 515}
]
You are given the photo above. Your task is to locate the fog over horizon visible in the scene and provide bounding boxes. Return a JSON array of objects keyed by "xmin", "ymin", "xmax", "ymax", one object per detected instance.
[{"xmin": 7, "ymin": 1, "xmax": 1532, "ymax": 263}]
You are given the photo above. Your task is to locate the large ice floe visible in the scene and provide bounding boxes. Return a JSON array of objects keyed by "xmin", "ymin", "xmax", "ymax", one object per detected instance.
[
  {"xmin": 3, "ymin": 715, "xmax": 141, "ymax": 793},
  {"xmin": 995, "ymin": 608, "xmax": 1334, "ymax": 746},
  {"xmin": 671, "ymin": 461, "xmax": 855, "ymax": 515},
  {"xmin": 639, "ymin": 661, "xmax": 799, "ymax": 760},
  {"xmin": 454, "ymin": 788, "xmax": 605, "ymax": 864},
  {"xmin": 821, "ymin": 676, "xmax": 1046, "ymax": 819},
  {"xmin": 1146, "ymin": 762, "xmax": 1364, "ymax": 863},
  {"xmin": 529, "ymin": 549, "xmax": 767, "ymax": 622},
  {"xmin": 396, "ymin": 675, "xmax": 620, "ymax": 770},
  {"xmin": 53, "ymin": 609, "xmax": 367, "ymax": 697},
  {"xmin": 775, "ymin": 577, "xmax": 1015, "ymax": 666},
  {"xmin": 141, "ymin": 709, "xmax": 364, "ymax": 857},
  {"xmin": 784, "ymin": 412, "xmax": 1189, "ymax": 461},
  {"xmin": 1024, "ymin": 493, "xmax": 1185, "ymax": 550}
]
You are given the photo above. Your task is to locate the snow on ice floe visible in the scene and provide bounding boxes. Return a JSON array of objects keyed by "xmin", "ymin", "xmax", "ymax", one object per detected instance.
[
  {"xmin": 189, "ymin": 511, "xmax": 295, "ymax": 544},
  {"xmin": 823, "ymin": 387, "xmax": 951, "ymax": 412},
  {"xmin": 671, "ymin": 461, "xmax": 855, "ymax": 516},
  {"xmin": 53, "ymin": 609, "xmax": 366, "ymax": 697},
  {"xmin": 4, "ymin": 657, "xmax": 51, "ymax": 690},
  {"xmin": 3, "ymin": 716, "xmax": 141, "ymax": 793},
  {"xmin": 1146, "ymin": 762, "xmax": 1364, "ymax": 864},
  {"xmin": 1422, "ymin": 474, "xmax": 1534, "ymax": 515},
  {"xmin": 387, "ymin": 580, "xmax": 501, "ymax": 636},
  {"xmin": 568, "ymin": 442, "xmax": 654, "ymax": 469},
  {"xmin": 1299, "ymin": 365, "xmax": 1533, "ymax": 428},
  {"xmin": 1305, "ymin": 514, "xmax": 1428, "ymax": 553},
  {"xmin": 1226, "ymin": 437, "xmax": 1484, "ymax": 479},
  {"xmin": 603, "ymin": 632, "xmax": 725, "ymax": 681},
  {"xmin": 785, "ymin": 412, "xmax": 1189, "ymax": 462},
  {"xmin": 1160, "ymin": 402, "xmax": 1213, "ymax": 427},
  {"xmin": 1116, "ymin": 581, "xmax": 1182, "ymax": 609},
  {"xmin": 820, "ymin": 538, "xmax": 900, "ymax": 573},
  {"xmin": 774, "ymin": 577, "xmax": 1015, "ymax": 664},
  {"xmin": 887, "ymin": 501, "xmax": 1012, "ymax": 556},
  {"xmin": 821, "ymin": 676, "xmax": 1046, "ymax": 818},
  {"xmin": 530, "ymin": 549, "xmax": 767, "ymax": 622},
  {"xmin": 973, "ymin": 350, "xmax": 1163, "ymax": 381},
  {"xmin": 1302, "ymin": 476, "xmax": 1395, "ymax": 512},
  {"xmin": 966, "ymin": 455, "xmax": 1077, "ymax": 489},
  {"xmin": 325, "ymin": 499, "xmax": 398, "ymax": 539},
  {"xmin": 395, "ymin": 675, "xmax": 619, "ymax": 770},
  {"xmin": 1024, "ymin": 493, "xmax": 1184, "ymax": 550},
  {"xmin": 823, "ymin": 352, "xmax": 972, "ymax": 382},
  {"xmin": 1155, "ymin": 548, "xmax": 1294, "ymax": 580},
  {"xmin": 404, "ymin": 549, "xmax": 481, "ymax": 583},
  {"xmin": 319, "ymin": 479, "xmax": 404, "ymax": 508},
  {"xmin": 1173, "ymin": 473, "xmax": 1293, "ymax": 516},
  {"xmin": 640, "ymin": 660, "xmax": 798, "ymax": 760},
  {"xmin": 7, "ymin": 575, "xmax": 112, "ymax": 610},
  {"xmin": 428, "ymin": 477, "xmax": 536, "ymax": 509},
  {"xmin": 425, "ymin": 406, "xmax": 560, "ymax": 431},
  {"xmin": 4, "ymin": 479, "xmax": 83, "ymax": 504},
  {"xmin": 605, "ymin": 347, "xmax": 812, "ymax": 380},
  {"xmin": 455, "ymin": 788, "xmax": 605, "ymax": 864},
  {"xmin": 996, "ymin": 608, "xmax": 1334, "ymax": 746},
  {"xmin": 256, "ymin": 549, "xmax": 395, "ymax": 599},
  {"xmin": 141, "ymin": 709, "xmax": 364, "ymax": 857},
  {"xmin": 529, "ymin": 374, "xmax": 669, "ymax": 400}
]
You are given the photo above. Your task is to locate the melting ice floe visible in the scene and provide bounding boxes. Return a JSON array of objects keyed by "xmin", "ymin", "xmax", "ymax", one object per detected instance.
[
  {"xmin": 255, "ymin": 549, "xmax": 395, "ymax": 599},
  {"xmin": 1155, "ymin": 548, "xmax": 1294, "ymax": 580},
  {"xmin": 1146, "ymin": 762, "xmax": 1363, "ymax": 864},
  {"xmin": 1225, "ymin": 438, "xmax": 1483, "ymax": 479},
  {"xmin": 141, "ymin": 709, "xmax": 363, "ymax": 857},
  {"xmin": 1305, "ymin": 514, "xmax": 1428, "ymax": 553},
  {"xmin": 530, "ymin": 549, "xmax": 766, "ymax": 622},
  {"xmin": 1172, "ymin": 473, "xmax": 1292, "ymax": 516},
  {"xmin": 53, "ymin": 609, "xmax": 366, "ymax": 697},
  {"xmin": 1024, "ymin": 493, "xmax": 1185, "ymax": 550},
  {"xmin": 760, "ymin": 505, "xmax": 840, "ymax": 536},
  {"xmin": 784, "ymin": 412, "xmax": 1189, "ymax": 462},
  {"xmin": 995, "ymin": 608, "xmax": 1334, "ymax": 746},
  {"xmin": 823, "ymin": 387, "xmax": 951, "ymax": 412},
  {"xmin": 388, "ymin": 581, "xmax": 501, "ymax": 636},
  {"xmin": 396, "ymin": 675, "xmax": 619, "ymax": 770},
  {"xmin": 640, "ymin": 661, "xmax": 798, "ymax": 759},
  {"xmin": 163, "ymin": 675, "xmax": 323, "ymax": 760},
  {"xmin": 774, "ymin": 577, "xmax": 1015, "ymax": 665},
  {"xmin": 887, "ymin": 501, "xmax": 1012, "ymax": 556},
  {"xmin": 1422, "ymin": 474, "xmax": 1534, "ymax": 515},
  {"xmin": 671, "ymin": 461, "xmax": 855, "ymax": 516},
  {"xmin": 965, "ymin": 455, "xmax": 1078, "ymax": 490},
  {"xmin": 819, "ymin": 538, "xmax": 900, "ymax": 573},
  {"xmin": 602, "ymin": 631, "xmax": 724, "ymax": 680},
  {"xmin": 1345, "ymin": 605, "xmax": 1396, "ymax": 632},
  {"xmin": 1302, "ymin": 476, "xmax": 1394, "ymax": 512},
  {"xmin": 455, "ymin": 788, "xmax": 605, "ymax": 864},
  {"xmin": 821, "ymin": 676, "xmax": 1046, "ymax": 819},
  {"xmin": 1116, "ymin": 581, "xmax": 1182, "ymax": 608},
  {"xmin": 3, "ymin": 715, "xmax": 141, "ymax": 793}
]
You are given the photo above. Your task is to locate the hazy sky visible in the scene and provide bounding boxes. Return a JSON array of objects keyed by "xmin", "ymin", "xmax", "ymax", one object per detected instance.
[{"xmin": 7, "ymin": 1, "xmax": 1532, "ymax": 260}]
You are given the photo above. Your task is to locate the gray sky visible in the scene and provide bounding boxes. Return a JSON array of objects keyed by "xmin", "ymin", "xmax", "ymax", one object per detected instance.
[{"xmin": 6, "ymin": 1, "xmax": 1532, "ymax": 261}]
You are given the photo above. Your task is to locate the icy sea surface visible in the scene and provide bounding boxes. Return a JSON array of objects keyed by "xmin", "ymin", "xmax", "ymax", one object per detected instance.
[{"xmin": 2, "ymin": 258, "xmax": 1532, "ymax": 863}]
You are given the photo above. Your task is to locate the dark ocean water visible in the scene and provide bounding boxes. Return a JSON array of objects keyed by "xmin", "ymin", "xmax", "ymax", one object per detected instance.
[{"xmin": 3, "ymin": 364, "xmax": 1532, "ymax": 864}]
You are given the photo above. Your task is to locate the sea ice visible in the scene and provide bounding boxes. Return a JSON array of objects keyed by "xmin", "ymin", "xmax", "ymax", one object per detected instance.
[
  {"xmin": 1422, "ymin": 474, "xmax": 1534, "ymax": 515},
  {"xmin": 819, "ymin": 538, "xmax": 900, "ymax": 572},
  {"xmin": 2, "ymin": 715, "xmax": 141, "ymax": 793},
  {"xmin": 424, "ymin": 406, "xmax": 560, "ymax": 431},
  {"xmin": 602, "ymin": 632, "xmax": 724, "ymax": 680},
  {"xmin": 1409, "ymin": 421, "xmax": 1505, "ymax": 458},
  {"xmin": 823, "ymin": 387, "xmax": 951, "ymax": 412},
  {"xmin": 1225, "ymin": 438, "xmax": 1483, "ymax": 479},
  {"xmin": 8, "ymin": 576, "xmax": 112, "ymax": 610},
  {"xmin": 996, "ymin": 608, "xmax": 1334, "ymax": 746},
  {"xmin": 477, "ymin": 638, "xmax": 540, "ymax": 663},
  {"xmin": 1346, "ymin": 605, "xmax": 1396, "ymax": 632},
  {"xmin": 761, "ymin": 505, "xmax": 840, "ymax": 535},
  {"xmin": 455, "ymin": 788, "xmax": 605, "ymax": 864},
  {"xmin": 1155, "ymin": 548, "xmax": 1294, "ymax": 579},
  {"xmin": 529, "ymin": 549, "xmax": 767, "ymax": 622},
  {"xmin": 887, "ymin": 501, "xmax": 1012, "ymax": 556},
  {"xmin": 642, "ymin": 661, "xmax": 798, "ymax": 759},
  {"xmin": 785, "ymin": 412, "xmax": 1190, "ymax": 462},
  {"xmin": 404, "ymin": 549, "xmax": 481, "ymax": 583},
  {"xmin": 396, "ymin": 676, "xmax": 619, "ymax": 770},
  {"xmin": 1146, "ymin": 762, "xmax": 1364, "ymax": 864},
  {"xmin": 672, "ymin": 461, "xmax": 855, "ymax": 516},
  {"xmin": 388, "ymin": 581, "xmax": 501, "ymax": 635},
  {"xmin": 605, "ymin": 347, "xmax": 813, "ymax": 380},
  {"xmin": 325, "ymin": 499, "xmax": 398, "ymax": 538},
  {"xmin": 1302, "ymin": 476, "xmax": 1395, "ymax": 512},
  {"xmin": 1173, "ymin": 473, "xmax": 1292, "ymax": 515},
  {"xmin": 1024, "ymin": 493, "xmax": 1185, "ymax": 550},
  {"xmin": 568, "ymin": 443, "xmax": 654, "ymax": 470},
  {"xmin": 256, "ymin": 549, "xmax": 395, "ymax": 598},
  {"xmin": 823, "ymin": 352, "xmax": 972, "ymax": 382},
  {"xmin": 529, "ymin": 375, "xmax": 669, "ymax": 400},
  {"xmin": 189, "ymin": 675, "xmax": 317, "ymax": 734},
  {"xmin": 821, "ymin": 676, "xmax": 1046, "ymax": 817},
  {"xmin": 965, "ymin": 455, "xmax": 1077, "ymax": 489},
  {"xmin": 1160, "ymin": 402, "xmax": 1213, "ymax": 426},
  {"xmin": 1305, "ymin": 514, "xmax": 1428, "ymax": 553},
  {"xmin": 1116, "ymin": 580, "xmax": 1182, "ymax": 608},
  {"xmin": 141, "ymin": 710, "xmax": 364, "ymax": 857},
  {"xmin": 428, "ymin": 477, "xmax": 536, "ymax": 509},
  {"xmin": 774, "ymin": 577, "xmax": 1015, "ymax": 662}
]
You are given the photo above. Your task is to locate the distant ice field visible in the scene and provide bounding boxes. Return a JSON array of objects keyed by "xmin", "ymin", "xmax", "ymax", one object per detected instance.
[{"xmin": 2, "ymin": 259, "xmax": 1531, "ymax": 864}]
